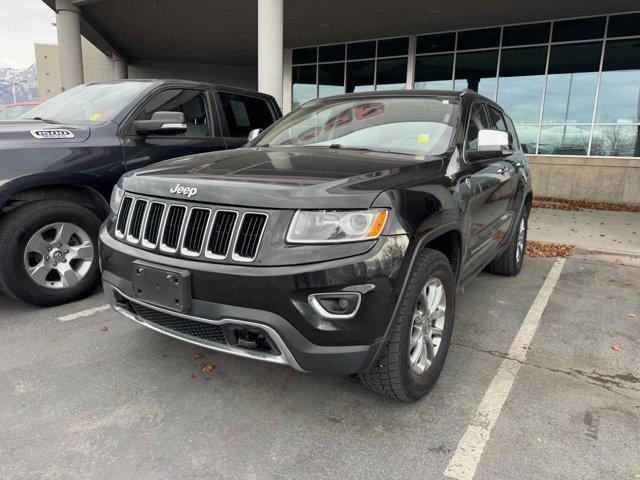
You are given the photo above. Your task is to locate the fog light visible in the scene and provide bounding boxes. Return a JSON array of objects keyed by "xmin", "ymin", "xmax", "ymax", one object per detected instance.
[{"xmin": 308, "ymin": 292, "xmax": 362, "ymax": 319}]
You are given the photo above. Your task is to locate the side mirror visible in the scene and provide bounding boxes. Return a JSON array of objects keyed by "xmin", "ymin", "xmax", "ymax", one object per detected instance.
[
  {"xmin": 478, "ymin": 129, "xmax": 513, "ymax": 154},
  {"xmin": 134, "ymin": 111, "xmax": 187, "ymax": 135},
  {"xmin": 248, "ymin": 128, "xmax": 263, "ymax": 142},
  {"xmin": 467, "ymin": 129, "xmax": 514, "ymax": 161}
]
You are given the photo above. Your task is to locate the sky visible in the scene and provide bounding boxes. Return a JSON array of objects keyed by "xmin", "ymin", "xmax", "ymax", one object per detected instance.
[{"xmin": 0, "ymin": 0, "xmax": 57, "ymax": 70}]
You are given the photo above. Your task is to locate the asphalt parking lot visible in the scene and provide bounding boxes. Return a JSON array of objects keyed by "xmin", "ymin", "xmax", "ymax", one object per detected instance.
[{"xmin": 1, "ymin": 257, "xmax": 639, "ymax": 480}]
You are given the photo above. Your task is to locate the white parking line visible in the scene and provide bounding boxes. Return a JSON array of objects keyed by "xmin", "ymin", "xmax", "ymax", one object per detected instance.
[
  {"xmin": 58, "ymin": 304, "xmax": 111, "ymax": 322},
  {"xmin": 444, "ymin": 258, "xmax": 566, "ymax": 480}
]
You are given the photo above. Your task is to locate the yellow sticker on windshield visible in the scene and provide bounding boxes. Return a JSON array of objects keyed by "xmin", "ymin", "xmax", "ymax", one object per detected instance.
[
  {"xmin": 89, "ymin": 113, "xmax": 102, "ymax": 121},
  {"xmin": 417, "ymin": 133, "xmax": 430, "ymax": 144}
]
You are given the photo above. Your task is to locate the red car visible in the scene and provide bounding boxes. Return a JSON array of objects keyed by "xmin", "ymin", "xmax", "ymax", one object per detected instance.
[{"xmin": 0, "ymin": 101, "xmax": 41, "ymax": 120}]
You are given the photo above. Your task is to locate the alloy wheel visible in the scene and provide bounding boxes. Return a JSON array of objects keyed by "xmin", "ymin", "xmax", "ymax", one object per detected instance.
[
  {"xmin": 22, "ymin": 222, "xmax": 94, "ymax": 289},
  {"xmin": 409, "ymin": 277, "xmax": 447, "ymax": 375},
  {"xmin": 515, "ymin": 217, "xmax": 526, "ymax": 264}
]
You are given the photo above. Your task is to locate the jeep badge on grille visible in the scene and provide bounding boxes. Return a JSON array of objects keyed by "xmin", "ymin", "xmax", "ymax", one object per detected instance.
[{"xmin": 170, "ymin": 184, "xmax": 198, "ymax": 198}]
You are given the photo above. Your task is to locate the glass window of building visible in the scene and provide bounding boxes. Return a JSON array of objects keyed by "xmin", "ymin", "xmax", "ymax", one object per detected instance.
[
  {"xmin": 539, "ymin": 125, "xmax": 591, "ymax": 155},
  {"xmin": 454, "ymin": 50, "xmax": 498, "ymax": 98},
  {"xmin": 292, "ymin": 65, "xmax": 317, "ymax": 108},
  {"xmin": 377, "ymin": 37, "xmax": 409, "ymax": 57},
  {"xmin": 591, "ymin": 125, "xmax": 640, "ymax": 157},
  {"xmin": 414, "ymin": 54, "xmax": 454, "ymax": 90},
  {"xmin": 318, "ymin": 63, "xmax": 345, "ymax": 98},
  {"xmin": 497, "ymin": 46, "xmax": 547, "ymax": 124},
  {"xmin": 292, "ymin": 47, "xmax": 317, "ymax": 65},
  {"xmin": 416, "ymin": 33, "xmax": 456, "ymax": 54},
  {"xmin": 502, "ymin": 23, "xmax": 551, "ymax": 46},
  {"xmin": 607, "ymin": 13, "xmax": 640, "ymax": 38},
  {"xmin": 595, "ymin": 39, "xmax": 640, "ymax": 124},
  {"xmin": 347, "ymin": 41, "xmax": 376, "ymax": 60},
  {"xmin": 346, "ymin": 60, "xmax": 375, "ymax": 93},
  {"xmin": 552, "ymin": 17, "xmax": 606, "ymax": 42},
  {"xmin": 457, "ymin": 27, "xmax": 500, "ymax": 50},
  {"xmin": 514, "ymin": 125, "xmax": 539, "ymax": 154},
  {"xmin": 542, "ymin": 42, "xmax": 602, "ymax": 124},
  {"xmin": 376, "ymin": 58, "xmax": 407, "ymax": 90},
  {"xmin": 319, "ymin": 44, "xmax": 346, "ymax": 63}
]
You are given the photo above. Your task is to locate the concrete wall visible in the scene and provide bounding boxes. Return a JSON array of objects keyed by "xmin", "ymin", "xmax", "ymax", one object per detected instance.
[
  {"xmin": 529, "ymin": 155, "xmax": 640, "ymax": 205},
  {"xmin": 127, "ymin": 59, "xmax": 257, "ymax": 90},
  {"xmin": 35, "ymin": 39, "xmax": 114, "ymax": 100},
  {"xmin": 34, "ymin": 44, "xmax": 62, "ymax": 100},
  {"xmin": 81, "ymin": 38, "xmax": 115, "ymax": 83}
]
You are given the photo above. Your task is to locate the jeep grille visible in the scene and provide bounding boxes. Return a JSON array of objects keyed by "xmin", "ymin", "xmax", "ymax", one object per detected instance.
[{"xmin": 115, "ymin": 196, "xmax": 268, "ymax": 263}]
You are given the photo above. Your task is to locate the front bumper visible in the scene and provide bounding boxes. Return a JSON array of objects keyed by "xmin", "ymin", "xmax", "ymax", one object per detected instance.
[{"xmin": 100, "ymin": 225, "xmax": 409, "ymax": 374}]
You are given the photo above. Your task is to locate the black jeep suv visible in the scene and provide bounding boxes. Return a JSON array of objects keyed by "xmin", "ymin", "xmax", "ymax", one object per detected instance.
[
  {"xmin": 0, "ymin": 80, "xmax": 280, "ymax": 306},
  {"xmin": 100, "ymin": 90, "xmax": 532, "ymax": 401}
]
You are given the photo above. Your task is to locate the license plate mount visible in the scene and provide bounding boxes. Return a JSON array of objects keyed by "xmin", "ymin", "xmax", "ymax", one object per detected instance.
[{"xmin": 132, "ymin": 261, "xmax": 192, "ymax": 312}]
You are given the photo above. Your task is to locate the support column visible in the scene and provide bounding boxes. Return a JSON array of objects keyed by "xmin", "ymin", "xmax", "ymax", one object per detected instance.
[
  {"xmin": 113, "ymin": 55, "xmax": 128, "ymax": 80},
  {"xmin": 55, "ymin": 0, "xmax": 84, "ymax": 90},
  {"xmin": 258, "ymin": 0, "xmax": 283, "ymax": 107}
]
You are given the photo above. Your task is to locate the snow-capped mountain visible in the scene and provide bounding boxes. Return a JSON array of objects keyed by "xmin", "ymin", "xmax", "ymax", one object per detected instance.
[{"xmin": 0, "ymin": 64, "xmax": 38, "ymax": 105}]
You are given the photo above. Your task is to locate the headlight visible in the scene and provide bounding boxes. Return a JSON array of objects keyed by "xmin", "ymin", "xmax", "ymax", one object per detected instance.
[
  {"xmin": 286, "ymin": 209, "xmax": 388, "ymax": 244},
  {"xmin": 109, "ymin": 183, "xmax": 125, "ymax": 214}
]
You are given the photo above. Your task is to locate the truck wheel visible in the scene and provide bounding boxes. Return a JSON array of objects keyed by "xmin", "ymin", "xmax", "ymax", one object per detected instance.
[
  {"xmin": 359, "ymin": 249, "xmax": 455, "ymax": 402},
  {"xmin": 0, "ymin": 201, "xmax": 101, "ymax": 307},
  {"xmin": 487, "ymin": 206, "xmax": 529, "ymax": 277}
]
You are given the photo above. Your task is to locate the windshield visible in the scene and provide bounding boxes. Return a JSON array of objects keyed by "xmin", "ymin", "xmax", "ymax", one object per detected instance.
[
  {"xmin": 257, "ymin": 96, "xmax": 458, "ymax": 156},
  {"xmin": 0, "ymin": 104, "xmax": 37, "ymax": 120},
  {"xmin": 21, "ymin": 82, "xmax": 151, "ymax": 125}
]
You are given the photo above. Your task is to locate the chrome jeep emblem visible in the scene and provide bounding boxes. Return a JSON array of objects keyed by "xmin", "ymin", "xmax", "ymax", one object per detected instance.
[{"xmin": 170, "ymin": 183, "xmax": 198, "ymax": 198}]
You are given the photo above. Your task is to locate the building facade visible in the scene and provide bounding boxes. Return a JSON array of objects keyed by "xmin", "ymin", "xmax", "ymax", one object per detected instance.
[
  {"xmin": 290, "ymin": 13, "xmax": 640, "ymax": 159},
  {"xmin": 41, "ymin": 0, "xmax": 640, "ymax": 204},
  {"xmin": 35, "ymin": 38, "xmax": 115, "ymax": 100}
]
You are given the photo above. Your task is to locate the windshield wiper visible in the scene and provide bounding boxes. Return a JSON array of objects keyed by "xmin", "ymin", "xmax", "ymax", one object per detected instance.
[
  {"xmin": 327, "ymin": 144, "xmax": 415, "ymax": 156},
  {"xmin": 29, "ymin": 117, "xmax": 61, "ymax": 124}
]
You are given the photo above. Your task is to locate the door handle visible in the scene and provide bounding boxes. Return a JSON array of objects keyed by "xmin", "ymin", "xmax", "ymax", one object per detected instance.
[
  {"xmin": 496, "ymin": 166, "xmax": 506, "ymax": 175},
  {"xmin": 514, "ymin": 161, "xmax": 523, "ymax": 168}
]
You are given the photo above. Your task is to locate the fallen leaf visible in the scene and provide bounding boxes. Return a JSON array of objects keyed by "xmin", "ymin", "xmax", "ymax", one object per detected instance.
[
  {"xmin": 193, "ymin": 352, "xmax": 204, "ymax": 361},
  {"xmin": 525, "ymin": 241, "xmax": 574, "ymax": 258},
  {"xmin": 100, "ymin": 326, "xmax": 108, "ymax": 332},
  {"xmin": 611, "ymin": 344, "xmax": 623, "ymax": 352},
  {"xmin": 188, "ymin": 373, "xmax": 198, "ymax": 379},
  {"xmin": 628, "ymin": 313, "xmax": 637, "ymax": 318},
  {"xmin": 614, "ymin": 259, "xmax": 623, "ymax": 265},
  {"xmin": 202, "ymin": 362, "xmax": 215, "ymax": 373},
  {"xmin": 532, "ymin": 197, "xmax": 640, "ymax": 213}
]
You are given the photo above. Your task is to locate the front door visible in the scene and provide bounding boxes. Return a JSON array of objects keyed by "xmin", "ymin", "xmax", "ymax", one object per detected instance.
[
  {"xmin": 461, "ymin": 102, "xmax": 516, "ymax": 279},
  {"xmin": 215, "ymin": 91, "xmax": 279, "ymax": 149},
  {"xmin": 121, "ymin": 88, "xmax": 226, "ymax": 171}
]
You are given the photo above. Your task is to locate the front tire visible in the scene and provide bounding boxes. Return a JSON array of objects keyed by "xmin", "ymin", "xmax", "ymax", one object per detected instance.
[
  {"xmin": 486, "ymin": 205, "xmax": 529, "ymax": 277},
  {"xmin": 0, "ymin": 201, "xmax": 102, "ymax": 306},
  {"xmin": 359, "ymin": 249, "xmax": 455, "ymax": 402}
]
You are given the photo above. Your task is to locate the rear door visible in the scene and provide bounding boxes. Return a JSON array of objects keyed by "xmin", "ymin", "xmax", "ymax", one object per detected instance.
[
  {"xmin": 214, "ymin": 91, "xmax": 279, "ymax": 149},
  {"xmin": 460, "ymin": 101, "xmax": 515, "ymax": 279},
  {"xmin": 121, "ymin": 88, "xmax": 226, "ymax": 171}
]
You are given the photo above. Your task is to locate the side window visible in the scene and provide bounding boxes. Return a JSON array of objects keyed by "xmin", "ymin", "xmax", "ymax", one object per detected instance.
[
  {"xmin": 466, "ymin": 102, "xmax": 489, "ymax": 150},
  {"xmin": 218, "ymin": 92, "xmax": 274, "ymax": 138},
  {"xmin": 487, "ymin": 106, "xmax": 508, "ymax": 132},
  {"xmin": 130, "ymin": 89, "xmax": 211, "ymax": 137},
  {"xmin": 503, "ymin": 114, "xmax": 521, "ymax": 150}
]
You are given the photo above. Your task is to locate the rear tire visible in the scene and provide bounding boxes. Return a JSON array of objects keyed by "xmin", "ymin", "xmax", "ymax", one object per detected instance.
[
  {"xmin": 359, "ymin": 249, "xmax": 455, "ymax": 402},
  {"xmin": 0, "ymin": 201, "xmax": 101, "ymax": 307},
  {"xmin": 486, "ymin": 205, "xmax": 529, "ymax": 277}
]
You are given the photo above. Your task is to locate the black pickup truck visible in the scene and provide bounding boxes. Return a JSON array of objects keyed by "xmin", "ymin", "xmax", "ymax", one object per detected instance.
[
  {"xmin": 0, "ymin": 80, "xmax": 281, "ymax": 306},
  {"xmin": 101, "ymin": 90, "xmax": 532, "ymax": 401}
]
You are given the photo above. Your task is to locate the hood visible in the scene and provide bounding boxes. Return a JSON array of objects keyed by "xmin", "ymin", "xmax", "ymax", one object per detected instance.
[
  {"xmin": 122, "ymin": 146, "xmax": 445, "ymax": 209},
  {"xmin": 0, "ymin": 119, "xmax": 90, "ymax": 144}
]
